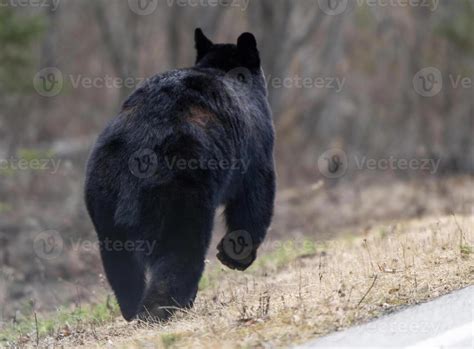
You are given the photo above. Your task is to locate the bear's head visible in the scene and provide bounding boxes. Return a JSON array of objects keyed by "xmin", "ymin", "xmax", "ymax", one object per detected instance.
[{"xmin": 194, "ymin": 28, "xmax": 261, "ymax": 73}]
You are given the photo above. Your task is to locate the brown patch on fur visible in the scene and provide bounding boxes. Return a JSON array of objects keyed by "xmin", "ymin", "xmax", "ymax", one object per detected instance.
[
  {"xmin": 122, "ymin": 104, "xmax": 136, "ymax": 112},
  {"xmin": 187, "ymin": 106, "xmax": 215, "ymax": 127},
  {"xmin": 122, "ymin": 105, "xmax": 137, "ymax": 116},
  {"xmin": 120, "ymin": 105, "xmax": 139, "ymax": 127}
]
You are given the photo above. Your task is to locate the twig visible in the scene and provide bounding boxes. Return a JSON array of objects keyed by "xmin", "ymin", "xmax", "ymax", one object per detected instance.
[
  {"xmin": 345, "ymin": 286, "xmax": 354, "ymax": 309},
  {"xmin": 277, "ymin": 181, "xmax": 323, "ymax": 202},
  {"xmin": 357, "ymin": 275, "xmax": 378, "ymax": 307},
  {"xmin": 34, "ymin": 312, "xmax": 39, "ymax": 347},
  {"xmin": 451, "ymin": 213, "xmax": 466, "ymax": 256},
  {"xmin": 363, "ymin": 239, "xmax": 376, "ymax": 274}
]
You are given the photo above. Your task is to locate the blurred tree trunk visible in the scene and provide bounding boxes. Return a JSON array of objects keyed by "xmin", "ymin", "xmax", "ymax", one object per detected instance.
[
  {"xmin": 40, "ymin": 0, "xmax": 59, "ymax": 72},
  {"xmin": 167, "ymin": 5, "xmax": 182, "ymax": 67},
  {"xmin": 248, "ymin": 1, "xmax": 328, "ymax": 123},
  {"xmin": 32, "ymin": 0, "xmax": 60, "ymax": 143},
  {"xmin": 94, "ymin": 2, "xmax": 140, "ymax": 101}
]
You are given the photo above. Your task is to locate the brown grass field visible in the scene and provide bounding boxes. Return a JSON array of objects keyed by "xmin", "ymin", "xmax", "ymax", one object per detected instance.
[{"xmin": 3, "ymin": 213, "xmax": 472, "ymax": 348}]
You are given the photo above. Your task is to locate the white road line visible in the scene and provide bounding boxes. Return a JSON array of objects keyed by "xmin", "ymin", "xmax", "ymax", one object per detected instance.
[{"xmin": 404, "ymin": 322, "xmax": 473, "ymax": 349}]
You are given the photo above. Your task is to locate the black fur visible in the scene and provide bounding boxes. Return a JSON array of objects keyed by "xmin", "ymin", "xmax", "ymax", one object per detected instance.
[{"xmin": 84, "ymin": 29, "xmax": 275, "ymax": 322}]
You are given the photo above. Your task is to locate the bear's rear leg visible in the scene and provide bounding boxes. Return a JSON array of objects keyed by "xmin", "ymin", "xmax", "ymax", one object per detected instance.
[
  {"xmin": 99, "ymin": 232, "xmax": 146, "ymax": 321},
  {"xmin": 137, "ymin": 200, "xmax": 214, "ymax": 322},
  {"xmin": 138, "ymin": 252, "xmax": 205, "ymax": 322}
]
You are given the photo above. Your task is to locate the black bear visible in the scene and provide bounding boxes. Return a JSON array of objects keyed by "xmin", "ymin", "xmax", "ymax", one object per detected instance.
[{"xmin": 84, "ymin": 28, "xmax": 275, "ymax": 322}]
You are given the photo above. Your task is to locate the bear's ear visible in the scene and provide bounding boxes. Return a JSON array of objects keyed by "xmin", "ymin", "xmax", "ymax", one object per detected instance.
[
  {"xmin": 237, "ymin": 32, "xmax": 260, "ymax": 69},
  {"xmin": 195, "ymin": 28, "xmax": 213, "ymax": 62},
  {"xmin": 237, "ymin": 32, "xmax": 257, "ymax": 51}
]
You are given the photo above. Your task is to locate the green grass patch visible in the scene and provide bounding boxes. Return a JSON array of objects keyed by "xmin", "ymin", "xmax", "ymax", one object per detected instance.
[
  {"xmin": 0, "ymin": 297, "xmax": 119, "ymax": 346},
  {"xmin": 161, "ymin": 332, "xmax": 183, "ymax": 348},
  {"xmin": 460, "ymin": 244, "xmax": 473, "ymax": 258},
  {"xmin": 0, "ymin": 202, "xmax": 12, "ymax": 213},
  {"xmin": 200, "ymin": 239, "xmax": 321, "ymax": 291},
  {"xmin": 250, "ymin": 239, "xmax": 320, "ymax": 271},
  {"xmin": 2, "ymin": 239, "xmax": 321, "ymax": 346},
  {"xmin": 16, "ymin": 148, "xmax": 55, "ymax": 161}
]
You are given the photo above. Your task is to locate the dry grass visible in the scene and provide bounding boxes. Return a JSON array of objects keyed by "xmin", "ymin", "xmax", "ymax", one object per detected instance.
[
  {"xmin": 2, "ymin": 175, "xmax": 472, "ymax": 323},
  {"xmin": 26, "ymin": 214, "xmax": 471, "ymax": 349}
]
